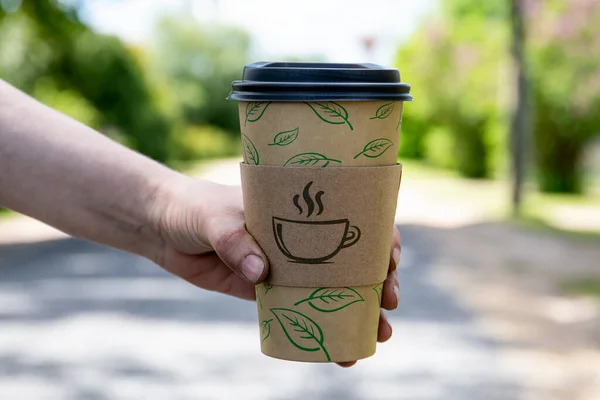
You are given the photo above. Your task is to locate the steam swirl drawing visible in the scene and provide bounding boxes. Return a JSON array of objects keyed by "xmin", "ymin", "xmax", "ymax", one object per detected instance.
[{"xmin": 272, "ymin": 181, "xmax": 361, "ymax": 264}]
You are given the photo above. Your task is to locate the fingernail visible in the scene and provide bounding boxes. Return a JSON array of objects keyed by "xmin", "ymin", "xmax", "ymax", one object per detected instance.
[
  {"xmin": 393, "ymin": 285, "xmax": 400, "ymax": 306},
  {"xmin": 241, "ymin": 255, "xmax": 265, "ymax": 283},
  {"xmin": 392, "ymin": 247, "xmax": 401, "ymax": 268}
]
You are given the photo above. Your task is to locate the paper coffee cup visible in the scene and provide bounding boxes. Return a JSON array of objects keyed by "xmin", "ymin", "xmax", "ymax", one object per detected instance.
[{"xmin": 229, "ymin": 62, "xmax": 412, "ymax": 362}]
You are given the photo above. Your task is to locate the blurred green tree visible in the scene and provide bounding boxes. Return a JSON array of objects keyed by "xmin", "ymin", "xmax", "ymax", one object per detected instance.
[
  {"xmin": 395, "ymin": 0, "xmax": 509, "ymax": 178},
  {"xmin": 528, "ymin": 0, "xmax": 600, "ymax": 193},
  {"xmin": 0, "ymin": 0, "xmax": 172, "ymax": 162},
  {"xmin": 149, "ymin": 16, "xmax": 251, "ymax": 137}
]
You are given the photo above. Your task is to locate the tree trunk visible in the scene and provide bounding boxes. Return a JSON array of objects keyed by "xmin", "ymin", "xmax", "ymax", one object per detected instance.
[{"xmin": 509, "ymin": 0, "xmax": 529, "ymax": 216}]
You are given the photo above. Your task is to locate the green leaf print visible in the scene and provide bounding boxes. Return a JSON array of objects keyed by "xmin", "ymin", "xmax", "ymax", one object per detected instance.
[
  {"xmin": 242, "ymin": 134, "xmax": 260, "ymax": 165},
  {"xmin": 283, "ymin": 152, "xmax": 341, "ymax": 167},
  {"xmin": 353, "ymin": 138, "xmax": 393, "ymax": 159},
  {"xmin": 270, "ymin": 308, "xmax": 331, "ymax": 362},
  {"xmin": 369, "ymin": 102, "xmax": 395, "ymax": 120},
  {"xmin": 304, "ymin": 102, "xmax": 353, "ymax": 130},
  {"xmin": 245, "ymin": 102, "xmax": 271, "ymax": 126},
  {"xmin": 264, "ymin": 283, "xmax": 274, "ymax": 295},
  {"xmin": 372, "ymin": 282, "xmax": 383, "ymax": 304},
  {"xmin": 396, "ymin": 112, "xmax": 402, "ymax": 131},
  {"xmin": 269, "ymin": 127, "xmax": 299, "ymax": 146},
  {"xmin": 261, "ymin": 319, "xmax": 273, "ymax": 342},
  {"xmin": 294, "ymin": 287, "xmax": 364, "ymax": 313}
]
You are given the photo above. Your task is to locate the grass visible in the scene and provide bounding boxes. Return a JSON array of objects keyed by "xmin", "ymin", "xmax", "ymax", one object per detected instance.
[
  {"xmin": 400, "ymin": 158, "xmax": 600, "ymax": 238},
  {"xmin": 172, "ymin": 156, "xmax": 243, "ymax": 177},
  {"xmin": 511, "ymin": 214, "xmax": 600, "ymax": 242},
  {"xmin": 401, "ymin": 159, "xmax": 510, "ymax": 215},
  {"xmin": 518, "ymin": 190, "xmax": 600, "ymax": 238},
  {"xmin": 399, "ymin": 159, "xmax": 461, "ymax": 179},
  {"xmin": 561, "ymin": 279, "xmax": 600, "ymax": 302}
]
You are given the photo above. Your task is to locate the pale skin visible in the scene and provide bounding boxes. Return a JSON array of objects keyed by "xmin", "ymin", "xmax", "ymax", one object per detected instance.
[{"xmin": 0, "ymin": 80, "xmax": 401, "ymax": 367}]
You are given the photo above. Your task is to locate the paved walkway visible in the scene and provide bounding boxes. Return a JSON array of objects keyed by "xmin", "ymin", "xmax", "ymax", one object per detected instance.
[
  {"xmin": 0, "ymin": 233, "xmax": 523, "ymax": 400},
  {"xmin": 0, "ymin": 158, "xmax": 598, "ymax": 399}
]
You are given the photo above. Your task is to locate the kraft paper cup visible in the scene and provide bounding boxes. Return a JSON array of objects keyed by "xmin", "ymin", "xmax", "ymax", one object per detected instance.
[{"xmin": 229, "ymin": 62, "xmax": 412, "ymax": 362}]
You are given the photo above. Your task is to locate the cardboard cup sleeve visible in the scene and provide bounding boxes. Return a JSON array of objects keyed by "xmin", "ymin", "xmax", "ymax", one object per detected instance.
[{"xmin": 241, "ymin": 163, "xmax": 403, "ymax": 362}]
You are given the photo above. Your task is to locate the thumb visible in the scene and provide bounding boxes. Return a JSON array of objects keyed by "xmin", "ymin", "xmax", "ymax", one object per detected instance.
[{"xmin": 208, "ymin": 216, "xmax": 269, "ymax": 284}]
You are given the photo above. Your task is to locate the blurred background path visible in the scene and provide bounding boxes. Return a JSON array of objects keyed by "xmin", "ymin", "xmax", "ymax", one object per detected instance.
[{"xmin": 1, "ymin": 159, "xmax": 599, "ymax": 400}]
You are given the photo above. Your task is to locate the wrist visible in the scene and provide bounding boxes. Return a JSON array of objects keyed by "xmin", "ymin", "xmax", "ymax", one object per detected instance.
[
  {"xmin": 143, "ymin": 171, "xmax": 193, "ymax": 264},
  {"xmin": 148, "ymin": 174, "xmax": 231, "ymax": 265}
]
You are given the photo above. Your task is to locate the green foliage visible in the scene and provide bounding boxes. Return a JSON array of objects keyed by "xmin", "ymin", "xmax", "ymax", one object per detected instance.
[
  {"xmin": 149, "ymin": 17, "xmax": 250, "ymax": 137},
  {"xmin": 395, "ymin": 5, "xmax": 508, "ymax": 178},
  {"xmin": 528, "ymin": 0, "xmax": 600, "ymax": 193},
  {"xmin": 0, "ymin": 11, "xmax": 53, "ymax": 92},
  {"xmin": 561, "ymin": 279, "xmax": 600, "ymax": 302},
  {"xmin": 65, "ymin": 31, "xmax": 171, "ymax": 161},
  {"xmin": 398, "ymin": 0, "xmax": 600, "ymax": 192},
  {"xmin": 395, "ymin": 30, "xmax": 435, "ymax": 161},
  {"xmin": 398, "ymin": 113, "xmax": 427, "ymax": 159},
  {"xmin": 424, "ymin": 127, "xmax": 455, "ymax": 170},
  {"xmin": 0, "ymin": 1, "xmax": 255, "ymax": 164},
  {"xmin": 441, "ymin": 0, "xmax": 507, "ymax": 20},
  {"xmin": 171, "ymin": 125, "xmax": 240, "ymax": 161},
  {"xmin": 0, "ymin": 0, "xmax": 172, "ymax": 162},
  {"xmin": 32, "ymin": 77, "xmax": 100, "ymax": 126}
]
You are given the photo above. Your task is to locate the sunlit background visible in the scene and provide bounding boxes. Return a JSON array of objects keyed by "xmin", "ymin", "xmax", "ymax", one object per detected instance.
[{"xmin": 1, "ymin": 0, "xmax": 599, "ymax": 399}]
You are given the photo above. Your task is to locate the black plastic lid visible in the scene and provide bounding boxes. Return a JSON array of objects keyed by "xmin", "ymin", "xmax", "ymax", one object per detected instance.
[{"xmin": 228, "ymin": 61, "xmax": 412, "ymax": 102}]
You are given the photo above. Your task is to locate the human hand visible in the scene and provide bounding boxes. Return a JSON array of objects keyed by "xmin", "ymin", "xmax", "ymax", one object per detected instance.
[{"xmin": 151, "ymin": 177, "xmax": 401, "ymax": 366}]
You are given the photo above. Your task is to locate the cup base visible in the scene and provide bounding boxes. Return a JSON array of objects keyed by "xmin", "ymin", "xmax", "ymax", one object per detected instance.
[
  {"xmin": 260, "ymin": 346, "xmax": 376, "ymax": 364},
  {"xmin": 255, "ymin": 283, "xmax": 381, "ymax": 363}
]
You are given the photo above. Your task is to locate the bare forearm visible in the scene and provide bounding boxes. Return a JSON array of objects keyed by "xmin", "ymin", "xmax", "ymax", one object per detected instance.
[{"xmin": 0, "ymin": 80, "xmax": 180, "ymax": 260}]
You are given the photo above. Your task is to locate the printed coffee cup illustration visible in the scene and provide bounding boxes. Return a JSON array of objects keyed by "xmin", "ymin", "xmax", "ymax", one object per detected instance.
[{"xmin": 273, "ymin": 181, "xmax": 360, "ymax": 264}]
